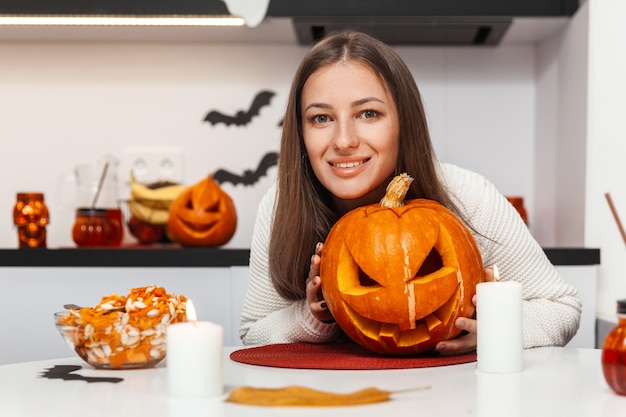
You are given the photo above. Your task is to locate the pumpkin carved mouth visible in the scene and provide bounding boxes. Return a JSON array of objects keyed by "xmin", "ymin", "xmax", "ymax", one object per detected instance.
[
  {"xmin": 342, "ymin": 285, "xmax": 461, "ymax": 348},
  {"xmin": 178, "ymin": 218, "xmax": 219, "ymax": 232}
]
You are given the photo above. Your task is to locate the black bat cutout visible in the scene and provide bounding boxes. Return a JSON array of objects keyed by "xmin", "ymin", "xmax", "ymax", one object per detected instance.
[
  {"xmin": 204, "ymin": 90, "xmax": 275, "ymax": 127},
  {"xmin": 40, "ymin": 365, "xmax": 124, "ymax": 384},
  {"xmin": 213, "ymin": 152, "xmax": 278, "ymax": 186}
]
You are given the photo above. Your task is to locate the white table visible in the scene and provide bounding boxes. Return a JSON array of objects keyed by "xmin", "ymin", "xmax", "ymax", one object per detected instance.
[{"xmin": 0, "ymin": 347, "xmax": 624, "ymax": 417}]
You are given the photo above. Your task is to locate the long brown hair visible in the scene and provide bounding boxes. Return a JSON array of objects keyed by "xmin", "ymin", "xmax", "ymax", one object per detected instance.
[{"xmin": 270, "ymin": 30, "xmax": 458, "ymax": 300}]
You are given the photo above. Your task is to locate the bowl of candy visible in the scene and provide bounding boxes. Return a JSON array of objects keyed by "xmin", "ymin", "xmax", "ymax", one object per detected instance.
[{"xmin": 54, "ymin": 286, "xmax": 187, "ymax": 369}]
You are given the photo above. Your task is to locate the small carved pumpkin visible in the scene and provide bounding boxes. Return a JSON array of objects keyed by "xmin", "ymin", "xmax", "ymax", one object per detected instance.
[
  {"xmin": 167, "ymin": 176, "xmax": 237, "ymax": 247},
  {"xmin": 320, "ymin": 173, "xmax": 483, "ymax": 355}
]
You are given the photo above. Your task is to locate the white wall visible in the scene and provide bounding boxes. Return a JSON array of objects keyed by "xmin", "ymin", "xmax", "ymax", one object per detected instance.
[
  {"xmin": 586, "ymin": 0, "xmax": 626, "ymax": 321},
  {"xmin": 0, "ymin": 40, "xmax": 538, "ymax": 250},
  {"xmin": 0, "ymin": 43, "xmax": 296, "ymax": 249},
  {"xmin": 534, "ymin": 3, "xmax": 589, "ymax": 247}
]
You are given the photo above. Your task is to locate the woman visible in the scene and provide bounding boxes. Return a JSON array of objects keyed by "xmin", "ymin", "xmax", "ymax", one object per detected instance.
[{"xmin": 239, "ymin": 30, "xmax": 581, "ymax": 355}]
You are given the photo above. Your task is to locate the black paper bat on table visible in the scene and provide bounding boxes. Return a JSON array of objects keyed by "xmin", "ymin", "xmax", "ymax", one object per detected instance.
[
  {"xmin": 213, "ymin": 152, "xmax": 278, "ymax": 186},
  {"xmin": 40, "ymin": 365, "xmax": 123, "ymax": 383},
  {"xmin": 204, "ymin": 90, "xmax": 275, "ymax": 127}
]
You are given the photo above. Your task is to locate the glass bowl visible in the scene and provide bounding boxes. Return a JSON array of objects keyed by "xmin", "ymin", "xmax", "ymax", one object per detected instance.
[{"xmin": 54, "ymin": 286, "xmax": 187, "ymax": 369}]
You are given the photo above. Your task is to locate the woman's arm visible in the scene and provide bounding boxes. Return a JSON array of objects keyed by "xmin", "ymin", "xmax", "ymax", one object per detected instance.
[
  {"xmin": 443, "ymin": 163, "xmax": 582, "ymax": 348},
  {"xmin": 239, "ymin": 184, "xmax": 342, "ymax": 345}
]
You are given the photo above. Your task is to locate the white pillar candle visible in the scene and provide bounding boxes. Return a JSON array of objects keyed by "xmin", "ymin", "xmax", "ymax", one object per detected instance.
[
  {"xmin": 476, "ymin": 266, "xmax": 523, "ymax": 373},
  {"xmin": 166, "ymin": 300, "xmax": 224, "ymax": 398}
]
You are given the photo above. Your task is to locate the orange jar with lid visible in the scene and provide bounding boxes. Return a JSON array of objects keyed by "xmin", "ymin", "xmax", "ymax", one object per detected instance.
[
  {"xmin": 602, "ymin": 299, "xmax": 626, "ymax": 396},
  {"xmin": 72, "ymin": 208, "xmax": 122, "ymax": 247}
]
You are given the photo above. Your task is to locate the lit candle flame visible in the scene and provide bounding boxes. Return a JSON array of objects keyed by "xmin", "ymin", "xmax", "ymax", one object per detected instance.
[
  {"xmin": 186, "ymin": 299, "xmax": 197, "ymax": 322},
  {"xmin": 493, "ymin": 265, "xmax": 500, "ymax": 282}
]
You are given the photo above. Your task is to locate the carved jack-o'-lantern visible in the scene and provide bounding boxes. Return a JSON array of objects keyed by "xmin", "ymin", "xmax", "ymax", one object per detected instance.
[
  {"xmin": 320, "ymin": 174, "xmax": 483, "ymax": 355},
  {"xmin": 167, "ymin": 176, "xmax": 237, "ymax": 247}
]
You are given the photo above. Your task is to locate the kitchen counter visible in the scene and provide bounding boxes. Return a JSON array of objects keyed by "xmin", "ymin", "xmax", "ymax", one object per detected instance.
[{"xmin": 0, "ymin": 246, "xmax": 599, "ymax": 267}]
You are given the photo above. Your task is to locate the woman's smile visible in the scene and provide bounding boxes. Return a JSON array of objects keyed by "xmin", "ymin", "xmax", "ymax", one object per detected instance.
[{"xmin": 330, "ymin": 158, "xmax": 370, "ymax": 169}]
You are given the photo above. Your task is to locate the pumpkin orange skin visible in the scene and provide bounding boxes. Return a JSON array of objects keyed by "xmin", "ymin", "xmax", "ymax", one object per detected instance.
[
  {"xmin": 167, "ymin": 176, "xmax": 237, "ymax": 247},
  {"xmin": 320, "ymin": 198, "xmax": 483, "ymax": 356}
]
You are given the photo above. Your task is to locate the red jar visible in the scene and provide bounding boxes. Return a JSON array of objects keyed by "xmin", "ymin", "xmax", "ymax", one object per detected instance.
[
  {"xmin": 602, "ymin": 299, "xmax": 626, "ymax": 396},
  {"xmin": 72, "ymin": 208, "xmax": 121, "ymax": 247}
]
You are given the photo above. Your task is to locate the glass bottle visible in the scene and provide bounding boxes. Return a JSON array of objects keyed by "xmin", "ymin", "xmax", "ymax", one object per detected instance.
[
  {"xmin": 72, "ymin": 208, "xmax": 121, "ymax": 247},
  {"xmin": 13, "ymin": 192, "xmax": 49, "ymax": 248},
  {"xmin": 602, "ymin": 299, "xmax": 626, "ymax": 396}
]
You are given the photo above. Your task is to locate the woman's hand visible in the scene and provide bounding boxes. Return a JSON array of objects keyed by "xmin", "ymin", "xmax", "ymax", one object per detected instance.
[
  {"xmin": 435, "ymin": 266, "xmax": 496, "ymax": 356},
  {"xmin": 306, "ymin": 242, "xmax": 335, "ymax": 324}
]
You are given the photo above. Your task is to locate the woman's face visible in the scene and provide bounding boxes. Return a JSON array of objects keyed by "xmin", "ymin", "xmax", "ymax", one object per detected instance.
[{"xmin": 301, "ymin": 61, "xmax": 399, "ymax": 211}]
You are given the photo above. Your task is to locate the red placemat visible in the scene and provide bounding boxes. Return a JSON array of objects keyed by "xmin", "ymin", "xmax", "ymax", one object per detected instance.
[{"xmin": 230, "ymin": 342, "xmax": 476, "ymax": 370}]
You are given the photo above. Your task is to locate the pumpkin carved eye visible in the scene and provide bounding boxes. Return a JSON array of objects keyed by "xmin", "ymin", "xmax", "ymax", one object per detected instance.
[
  {"xmin": 416, "ymin": 249, "xmax": 443, "ymax": 276},
  {"xmin": 204, "ymin": 201, "xmax": 219, "ymax": 213},
  {"xmin": 320, "ymin": 174, "xmax": 483, "ymax": 356},
  {"xmin": 358, "ymin": 269, "xmax": 379, "ymax": 287}
]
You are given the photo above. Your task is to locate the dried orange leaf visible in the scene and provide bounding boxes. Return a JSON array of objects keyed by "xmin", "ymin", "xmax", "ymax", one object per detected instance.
[{"xmin": 227, "ymin": 385, "xmax": 393, "ymax": 406}]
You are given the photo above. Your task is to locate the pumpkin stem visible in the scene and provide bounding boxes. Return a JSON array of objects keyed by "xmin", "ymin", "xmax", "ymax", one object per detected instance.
[{"xmin": 380, "ymin": 173, "xmax": 414, "ymax": 208}]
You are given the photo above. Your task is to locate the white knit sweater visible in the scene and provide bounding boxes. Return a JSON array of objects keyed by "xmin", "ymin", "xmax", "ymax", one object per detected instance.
[{"xmin": 239, "ymin": 163, "xmax": 582, "ymax": 348}]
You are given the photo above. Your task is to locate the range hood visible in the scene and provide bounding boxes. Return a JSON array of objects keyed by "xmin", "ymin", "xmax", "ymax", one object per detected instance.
[
  {"xmin": 268, "ymin": 0, "xmax": 580, "ymax": 46},
  {"xmin": 292, "ymin": 16, "xmax": 512, "ymax": 46}
]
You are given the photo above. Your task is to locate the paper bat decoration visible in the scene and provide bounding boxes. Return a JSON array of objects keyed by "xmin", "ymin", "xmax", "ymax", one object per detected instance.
[
  {"xmin": 40, "ymin": 365, "xmax": 123, "ymax": 383},
  {"xmin": 204, "ymin": 90, "xmax": 275, "ymax": 127},
  {"xmin": 213, "ymin": 152, "xmax": 278, "ymax": 186}
]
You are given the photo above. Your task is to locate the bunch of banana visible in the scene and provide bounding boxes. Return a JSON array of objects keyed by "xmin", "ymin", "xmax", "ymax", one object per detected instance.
[{"xmin": 129, "ymin": 173, "xmax": 188, "ymax": 225}]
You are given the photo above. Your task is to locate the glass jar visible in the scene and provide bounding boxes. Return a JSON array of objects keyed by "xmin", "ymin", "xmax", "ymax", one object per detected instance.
[
  {"xmin": 72, "ymin": 208, "xmax": 121, "ymax": 247},
  {"xmin": 602, "ymin": 299, "xmax": 626, "ymax": 396},
  {"xmin": 13, "ymin": 192, "xmax": 49, "ymax": 248},
  {"xmin": 74, "ymin": 156, "xmax": 119, "ymax": 208}
]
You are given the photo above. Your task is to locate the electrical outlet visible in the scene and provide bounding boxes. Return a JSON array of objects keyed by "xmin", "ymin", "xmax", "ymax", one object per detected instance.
[{"xmin": 122, "ymin": 147, "xmax": 184, "ymax": 184}]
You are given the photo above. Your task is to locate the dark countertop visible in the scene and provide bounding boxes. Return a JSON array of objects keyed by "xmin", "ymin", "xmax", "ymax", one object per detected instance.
[
  {"xmin": 542, "ymin": 248, "xmax": 601, "ymax": 266},
  {"xmin": 0, "ymin": 246, "xmax": 599, "ymax": 267},
  {"xmin": 0, "ymin": 245, "xmax": 250, "ymax": 267}
]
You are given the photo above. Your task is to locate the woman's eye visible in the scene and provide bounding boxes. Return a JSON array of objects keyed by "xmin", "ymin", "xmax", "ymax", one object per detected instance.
[
  {"xmin": 313, "ymin": 114, "xmax": 330, "ymax": 124},
  {"xmin": 361, "ymin": 110, "xmax": 378, "ymax": 119}
]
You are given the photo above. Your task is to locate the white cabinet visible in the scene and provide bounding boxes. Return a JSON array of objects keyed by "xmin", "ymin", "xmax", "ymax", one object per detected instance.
[
  {"xmin": 557, "ymin": 265, "xmax": 598, "ymax": 349},
  {"xmin": 0, "ymin": 266, "xmax": 249, "ymax": 365}
]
